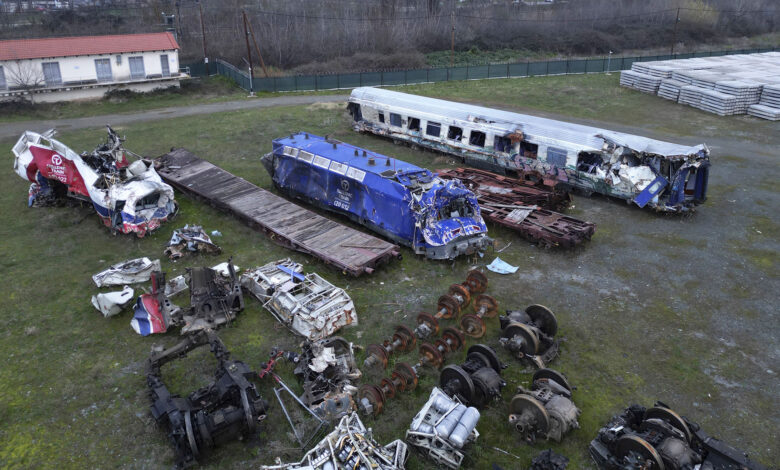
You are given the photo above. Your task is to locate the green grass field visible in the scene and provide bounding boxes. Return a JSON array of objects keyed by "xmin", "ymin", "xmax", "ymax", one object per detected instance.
[{"xmin": 0, "ymin": 74, "xmax": 777, "ymax": 469}]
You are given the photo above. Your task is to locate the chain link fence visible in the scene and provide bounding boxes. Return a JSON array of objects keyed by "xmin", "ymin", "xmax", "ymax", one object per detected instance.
[{"xmin": 184, "ymin": 47, "xmax": 778, "ymax": 93}]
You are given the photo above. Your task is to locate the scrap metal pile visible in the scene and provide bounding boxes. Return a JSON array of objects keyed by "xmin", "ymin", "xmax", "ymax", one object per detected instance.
[
  {"xmin": 438, "ymin": 167, "xmax": 596, "ymax": 248},
  {"xmin": 11, "ymin": 127, "xmax": 177, "ymax": 236}
]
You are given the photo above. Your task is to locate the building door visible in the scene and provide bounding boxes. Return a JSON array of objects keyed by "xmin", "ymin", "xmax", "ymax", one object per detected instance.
[
  {"xmin": 160, "ymin": 54, "xmax": 170, "ymax": 77},
  {"xmin": 0, "ymin": 66, "xmax": 6, "ymax": 90},
  {"xmin": 129, "ymin": 56, "xmax": 145, "ymax": 79},
  {"xmin": 94, "ymin": 58, "xmax": 113, "ymax": 82},
  {"xmin": 41, "ymin": 62, "xmax": 62, "ymax": 86}
]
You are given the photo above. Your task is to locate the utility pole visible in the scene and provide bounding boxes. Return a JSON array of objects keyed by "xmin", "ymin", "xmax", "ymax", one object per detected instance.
[
  {"xmin": 242, "ymin": 10, "xmax": 255, "ymax": 96},
  {"xmin": 450, "ymin": 11, "xmax": 455, "ymax": 68},
  {"xmin": 198, "ymin": 1, "xmax": 209, "ymax": 75},
  {"xmin": 671, "ymin": 7, "xmax": 680, "ymax": 56},
  {"xmin": 175, "ymin": 1, "xmax": 182, "ymax": 41},
  {"xmin": 247, "ymin": 15, "xmax": 270, "ymax": 78}
]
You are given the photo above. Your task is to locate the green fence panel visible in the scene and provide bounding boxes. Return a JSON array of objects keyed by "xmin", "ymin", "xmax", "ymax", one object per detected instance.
[
  {"xmin": 656, "ymin": 54, "xmax": 672, "ymax": 61},
  {"xmin": 586, "ymin": 58, "xmax": 604, "ymax": 73},
  {"xmin": 508, "ymin": 62, "xmax": 528, "ymax": 77},
  {"xmin": 296, "ymin": 75, "xmax": 316, "ymax": 91},
  {"xmin": 250, "ymin": 77, "xmax": 272, "ymax": 92},
  {"xmin": 528, "ymin": 61, "xmax": 546, "ymax": 76},
  {"xmin": 359, "ymin": 72, "xmax": 381, "ymax": 87},
  {"xmin": 429, "ymin": 68, "xmax": 449, "ymax": 82},
  {"xmin": 568, "ymin": 59, "xmax": 587, "ymax": 73},
  {"xmin": 317, "ymin": 75, "xmax": 339, "ymax": 90},
  {"xmin": 488, "ymin": 64, "xmax": 509, "ymax": 78},
  {"xmin": 407, "ymin": 69, "xmax": 428, "ymax": 83},
  {"xmin": 678, "ymin": 53, "xmax": 694, "ymax": 59},
  {"xmin": 272, "ymin": 76, "xmax": 295, "ymax": 91},
  {"xmin": 547, "ymin": 60, "xmax": 567, "ymax": 75},
  {"xmin": 381, "ymin": 71, "xmax": 404, "ymax": 85},
  {"xmin": 467, "ymin": 65, "xmax": 488, "ymax": 80},
  {"xmin": 449, "ymin": 67, "xmax": 468, "ymax": 81},
  {"xmin": 339, "ymin": 73, "xmax": 362, "ymax": 88}
]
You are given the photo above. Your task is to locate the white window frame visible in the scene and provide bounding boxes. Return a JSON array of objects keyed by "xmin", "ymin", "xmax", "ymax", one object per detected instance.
[{"xmin": 42, "ymin": 62, "xmax": 62, "ymax": 86}]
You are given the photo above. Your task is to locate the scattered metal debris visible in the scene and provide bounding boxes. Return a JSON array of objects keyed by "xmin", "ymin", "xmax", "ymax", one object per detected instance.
[
  {"xmin": 165, "ymin": 224, "xmax": 221, "ymax": 260},
  {"xmin": 241, "ymin": 259, "xmax": 356, "ymax": 341},
  {"xmin": 257, "ymin": 349, "xmax": 329, "ymax": 450},
  {"xmin": 348, "ymin": 87, "xmax": 710, "ymax": 213},
  {"xmin": 499, "ymin": 305, "xmax": 560, "ymax": 369},
  {"xmin": 415, "ymin": 269, "xmax": 488, "ymax": 340},
  {"xmin": 145, "ymin": 330, "xmax": 268, "ymax": 469},
  {"xmin": 91, "ymin": 285, "xmax": 134, "ymax": 317},
  {"xmin": 261, "ymin": 412, "xmax": 408, "ymax": 470},
  {"xmin": 92, "ymin": 257, "xmax": 161, "ymax": 287},
  {"xmin": 530, "ymin": 449, "xmax": 569, "ymax": 470},
  {"xmin": 438, "ymin": 168, "xmax": 596, "ymax": 248},
  {"xmin": 509, "ymin": 369, "xmax": 580, "ymax": 443},
  {"xmin": 11, "ymin": 127, "xmax": 177, "ymax": 236},
  {"xmin": 291, "ymin": 337, "xmax": 361, "ymax": 422},
  {"xmin": 263, "ymin": 132, "xmax": 493, "ymax": 260},
  {"xmin": 487, "ymin": 257, "xmax": 519, "ymax": 274},
  {"xmin": 131, "ymin": 260, "xmax": 243, "ymax": 336},
  {"xmin": 439, "ymin": 344, "xmax": 506, "ymax": 408},
  {"xmin": 589, "ymin": 402, "xmax": 768, "ymax": 470},
  {"xmin": 406, "ymin": 387, "xmax": 480, "ymax": 469},
  {"xmin": 358, "ymin": 328, "xmax": 467, "ymax": 417}
]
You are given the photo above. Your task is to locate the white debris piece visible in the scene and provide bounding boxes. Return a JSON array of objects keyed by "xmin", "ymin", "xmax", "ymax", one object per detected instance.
[
  {"xmin": 486, "ymin": 257, "xmax": 518, "ymax": 275},
  {"xmin": 92, "ymin": 257, "xmax": 161, "ymax": 287},
  {"xmin": 261, "ymin": 412, "xmax": 407, "ymax": 470},
  {"xmin": 91, "ymin": 286, "xmax": 134, "ymax": 317},
  {"xmin": 406, "ymin": 388, "xmax": 480, "ymax": 469},
  {"xmin": 241, "ymin": 259, "xmax": 357, "ymax": 340}
]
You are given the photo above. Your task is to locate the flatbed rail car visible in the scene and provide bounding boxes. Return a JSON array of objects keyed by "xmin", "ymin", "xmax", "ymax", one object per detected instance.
[
  {"xmin": 438, "ymin": 168, "xmax": 596, "ymax": 248},
  {"xmin": 156, "ymin": 148, "xmax": 399, "ymax": 277},
  {"xmin": 262, "ymin": 133, "xmax": 493, "ymax": 260},
  {"xmin": 347, "ymin": 87, "xmax": 710, "ymax": 213}
]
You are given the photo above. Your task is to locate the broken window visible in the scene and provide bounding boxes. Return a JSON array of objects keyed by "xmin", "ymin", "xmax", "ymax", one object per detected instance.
[
  {"xmin": 546, "ymin": 147, "xmax": 567, "ymax": 167},
  {"xmin": 447, "ymin": 125, "xmax": 463, "ymax": 141},
  {"xmin": 389, "ymin": 113, "xmax": 402, "ymax": 127},
  {"xmin": 469, "ymin": 131, "xmax": 486, "ymax": 147},
  {"xmin": 520, "ymin": 140, "xmax": 539, "ymax": 159},
  {"xmin": 426, "ymin": 122, "xmax": 441, "ymax": 137},
  {"xmin": 378, "ymin": 111, "xmax": 385, "ymax": 123},
  {"xmin": 408, "ymin": 117, "xmax": 421, "ymax": 131},
  {"xmin": 576, "ymin": 152, "xmax": 603, "ymax": 173},
  {"xmin": 494, "ymin": 136, "xmax": 512, "ymax": 153}
]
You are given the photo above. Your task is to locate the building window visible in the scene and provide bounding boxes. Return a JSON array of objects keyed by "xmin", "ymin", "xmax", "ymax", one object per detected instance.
[
  {"xmin": 520, "ymin": 141, "xmax": 539, "ymax": 159},
  {"xmin": 546, "ymin": 147, "xmax": 568, "ymax": 167},
  {"xmin": 116, "ymin": 55, "xmax": 122, "ymax": 65},
  {"xmin": 494, "ymin": 136, "xmax": 512, "ymax": 153},
  {"xmin": 378, "ymin": 112, "xmax": 385, "ymax": 123},
  {"xmin": 469, "ymin": 131, "xmax": 486, "ymax": 147},
  {"xmin": 160, "ymin": 54, "xmax": 170, "ymax": 77},
  {"xmin": 389, "ymin": 113, "xmax": 402, "ymax": 127},
  {"xmin": 408, "ymin": 117, "xmax": 420, "ymax": 131},
  {"xmin": 41, "ymin": 62, "xmax": 62, "ymax": 86},
  {"xmin": 0, "ymin": 66, "xmax": 6, "ymax": 90},
  {"xmin": 129, "ymin": 56, "xmax": 145, "ymax": 79},
  {"xmin": 94, "ymin": 59, "xmax": 113, "ymax": 82},
  {"xmin": 426, "ymin": 122, "xmax": 441, "ymax": 137},
  {"xmin": 447, "ymin": 125, "xmax": 463, "ymax": 141}
]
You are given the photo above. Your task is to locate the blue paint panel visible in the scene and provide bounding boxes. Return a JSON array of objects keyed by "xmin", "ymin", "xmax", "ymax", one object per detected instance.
[{"xmin": 633, "ymin": 176, "xmax": 668, "ymax": 208}]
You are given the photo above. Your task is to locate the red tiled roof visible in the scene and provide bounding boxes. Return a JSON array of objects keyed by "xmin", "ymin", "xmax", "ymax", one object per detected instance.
[{"xmin": 0, "ymin": 32, "xmax": 179, "ymax": 61}]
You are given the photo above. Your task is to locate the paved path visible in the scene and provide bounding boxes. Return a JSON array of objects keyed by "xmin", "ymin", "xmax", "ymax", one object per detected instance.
[{"xmin": 0, "ymin": 94, "xmax": 349, "ymax": 139}]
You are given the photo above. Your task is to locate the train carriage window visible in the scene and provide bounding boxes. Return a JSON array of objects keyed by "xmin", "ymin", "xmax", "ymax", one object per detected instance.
[
  {"xmin": 546, "ymin": 147, "xmax": 567, "ymax": 167},
  {"xmin": 426, "ymin": 122, "xmax": 441, "ymax": 137},
  {"xmin": 408, "ymin": 117, "xmax": 421, "ymax": 131},
  {"xmin": 469, "ymin": 131, "xmax": 486, "ymax": 147},
  {"xmin": 390, "ymin": 113, "xmax": 402, "ymax": 127},
  {"xmin": 378, "ymin": 112, "xmax": 385, "ymax": 123},
  {"xmin": 447, "ymin": 126, "xmax": 463, "ymax": 141},
  {"xmin": 520, "ymin": 141, "xmax": 538, "ymax": 159},
  {"xmin": 495, "ymin": 136, "xmax": 512, "ymax": 153}
]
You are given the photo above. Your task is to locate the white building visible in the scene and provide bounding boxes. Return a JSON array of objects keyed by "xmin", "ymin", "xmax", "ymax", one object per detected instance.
[{"xmin": 0, "ymin": 32, "xmax": 188, "ymax": 102}]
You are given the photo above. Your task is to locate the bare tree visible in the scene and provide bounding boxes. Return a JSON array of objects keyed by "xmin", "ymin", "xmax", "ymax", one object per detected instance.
[{"xmin": 5, "ymin": 60, "xmax": 45, "ymax": 103}]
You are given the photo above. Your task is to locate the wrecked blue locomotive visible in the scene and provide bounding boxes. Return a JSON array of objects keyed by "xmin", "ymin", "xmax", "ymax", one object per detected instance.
[{"xmin": 262, "ymin": 132, "xmax": 492, "ymax": 259}]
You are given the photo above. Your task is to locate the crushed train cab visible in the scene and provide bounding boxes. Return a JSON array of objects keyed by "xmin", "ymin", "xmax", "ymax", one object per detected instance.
[{"xmin": 262, "ymin": 132, "xmax": 492, "ymax": 260}]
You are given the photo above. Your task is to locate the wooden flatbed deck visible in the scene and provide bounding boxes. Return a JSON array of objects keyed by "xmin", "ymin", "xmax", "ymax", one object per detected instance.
[{"xmin": 156, "ymin": 149, "xmax": 399, "ymax": 276}]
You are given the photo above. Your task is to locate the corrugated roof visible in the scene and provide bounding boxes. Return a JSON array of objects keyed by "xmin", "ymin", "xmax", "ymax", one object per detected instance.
[{"xmin": 0, "ymin": 32, "xmax": 179, "ymax": 61}]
